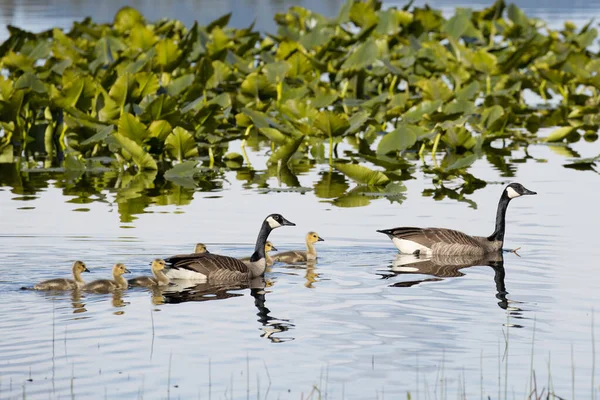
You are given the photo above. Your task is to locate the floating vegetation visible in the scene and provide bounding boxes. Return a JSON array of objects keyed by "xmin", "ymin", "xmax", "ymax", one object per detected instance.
[{"xmin": 0, "ymin": 0, "xmax": 599, "ymax": 213}]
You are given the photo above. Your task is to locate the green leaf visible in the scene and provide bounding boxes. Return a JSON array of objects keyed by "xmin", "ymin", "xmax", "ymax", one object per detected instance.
[
  {"xmin": 377, "ymin": 124, "xmax": 426, "ymax": 154},
  {"xmin": 341, "ymin": 39, "xmax": 379, "ymax": 70},
  {"xmin": 112, "ymin": 133, "xmax": 158, "ymax": 170},
  {"xmin": 14, "ymin": 72, "xmax": 46, "ymax": 93},
  {"xmin": 403, "ymin": 100, "xmax": 442, "ymax": 123},
  {"xmin": 471, "ymin": 49, "xmax": 497, "ymax": 74},
  {"xmin": 314, "ymin": 111, "xmax": 350, "ymax": 137},
  {"xmin": 545, "ymin": 126, "xmax": 576, "ymax": 142},
  {"xmin": 165, "ymin": 127, "xmax": 199, "ymax": 162},
  {"xmin": 259, "ymin": 128, "xmax": 288, "ymax": 144},
  {"xmin": 447, "ymin": 154, "xmax": 478, "ymax": 170},
  {"xmin": 268, "ymin": 136, "xmax": 304, "ymax": 165},
  {"xmin": 264, "ymin": 61, "xmax": 290, "ymax": 84},
  {"xmin": 148, "ymin": 120, "xmax": 172, "ymax": 141},
  {"xmin": 118, "ymin": 113, "xmax": 147, "ymax": 143},
  {"xmin": 114, "ymin": 7, "xmax": 145, "ymax": 31},
  {"xmin": 334, "ymin": 163, "xmax": 389, "ymax": 186},
  {"xmin": 167, "ymin": 74, "xmax": 194, "ymax": 97},
  {"xmin": 444, "ymin": 11, "xmax": 469, "ymax": 39},
  {"xmin": 482, "ymin": 105, "xmax": 505, "ymax": 129},
  {"xmin": 81, "ymin": 125, "xmax": 114, "ymax": 146},
  {"xmin": 164, "ymin": 160, "xmax": 199, "ymax": 188},
  {"xmin": 134, "ymin": 72, "xmax": 159, "ymax": 98},
  {"xmin": 156, "ymin": 39, "xmax": 182, "ymax": 70}
]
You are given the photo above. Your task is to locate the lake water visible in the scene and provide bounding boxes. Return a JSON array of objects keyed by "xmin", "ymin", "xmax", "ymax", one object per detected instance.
[
  {"xmin": 2, "ymin": 0, "xmax": 600, "ymax": 399},
  {"xmin": 1, "ymin": 130, "xmax": 600, "ymax": 399},
  {"xmin": 1, "ymin": 0, "xmax": 600, "ymax": 40}
]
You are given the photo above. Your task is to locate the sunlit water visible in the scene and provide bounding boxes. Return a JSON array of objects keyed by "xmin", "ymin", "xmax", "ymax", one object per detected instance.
[{"xmin": 1, "ymin": 132, "xmax": 600, "ymax": 399}]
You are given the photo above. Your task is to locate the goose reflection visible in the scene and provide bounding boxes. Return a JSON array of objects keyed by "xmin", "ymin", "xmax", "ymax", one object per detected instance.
[
  {"xmin": 160, "ymin": 278, "xmax": 295, "ymax": 342},
  {"xmin": 381, "ymin": 252, "xmax": 515, "ymax": 311}
]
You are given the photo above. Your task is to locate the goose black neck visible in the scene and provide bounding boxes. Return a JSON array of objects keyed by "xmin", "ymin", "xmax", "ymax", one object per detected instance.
[
  {"xmin": 488, "ymin": 192, "xmax": 511, "ymax": 243},
  {"xmin": 250, "ymin": 220, "xmax": 272, "ymax": 262}
]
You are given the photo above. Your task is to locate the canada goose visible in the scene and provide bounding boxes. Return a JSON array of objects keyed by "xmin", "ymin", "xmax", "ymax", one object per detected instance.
[
  {"xmin": 83, "ymin": 263, "xmax": 131, "ymax": 293},
  {"xmin": 377, "ymin": 183, "xmax": 536, "ymax": 256},
  {"xmin": 240, "ymin": 241, "xmax": 277, "ymax": 267},
  {"xmin": 128, "ymin": 259, "xmax": 170, "ymax": 288},
  {"xmin": 272, "ymin": 231, "xmax": 324, "ymax": 263},
  {"xmin": 29, "ymin": 261, "xmax": 90, "ymax": 291},
  {"xmin": 164, "ymin": 214, "xmax": 295, "ymax": 282},
  {"xmin": 194, "ymin": 243, "xmax": 208, "ymax": 253}
]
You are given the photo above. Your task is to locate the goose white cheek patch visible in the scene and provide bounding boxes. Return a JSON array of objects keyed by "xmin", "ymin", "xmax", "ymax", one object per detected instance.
[
  {"xmin": 266, "ymin": 216, "xmax": 281, "ymax": 228},
  {"xmin": 506, "ymin": 187, "xmax": 520, "ymax": 199}
]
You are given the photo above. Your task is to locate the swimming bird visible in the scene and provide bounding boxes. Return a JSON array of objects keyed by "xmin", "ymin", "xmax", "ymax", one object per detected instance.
[
  {"xmin": 377, "ymin": 183, "xmax": 536, "ymax": 256},
  {"xmin": 128, "ymin": 259, "xmax": 170, "ymax": 288},
  {"xmin": 240, "ymin": 241, "xmax": 277, "ymax": 267},
  {"xmin": 29, "ymin": 261, "xmax": 90, "ymax": 291},
  {"xmin": 83, "ymin": 263, "xmax": 131, "ymax": 293},
  {"xmin": 164, "ymin": 214, "xmax": 295, "ymax": 282},
  {"xmin": 272, "ymin": 231, "xmax": 324, "ymax": 263},
  {"xmin": 194, "ymin": 243, "xmax": 208, "ymax": 253}
]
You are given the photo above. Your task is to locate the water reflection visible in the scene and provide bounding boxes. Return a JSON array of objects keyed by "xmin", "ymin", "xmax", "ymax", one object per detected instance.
[
  {"xmin": 161, "ymin": 278, "xmax": 295, "ymax": 342},
  {"xmin": 380, "ymin": 252, "xmax": 521, "ymax": 313}
]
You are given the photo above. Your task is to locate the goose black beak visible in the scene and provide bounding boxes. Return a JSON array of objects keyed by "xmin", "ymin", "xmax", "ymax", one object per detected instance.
[
  {"xmin": 281, "ymin": 217, "xmax": 296, "ymax": 226},
  {"xmin": 523, "ymin": 188, "xmax": 537, "ymax": 195},
  {"xmin": 271, "ymin": 246, "xmax": 278, "ymax": 251},
  {"xmin": 317, "ymin": 237, "xmax": 325, "ymax": 242},
  {"xmin": 124, "ymin": 268, "xmax": 131, "ymax": 274},
  {"xmin": 83, "ymin": 267, "xmax": 91, "ymax": 273}
]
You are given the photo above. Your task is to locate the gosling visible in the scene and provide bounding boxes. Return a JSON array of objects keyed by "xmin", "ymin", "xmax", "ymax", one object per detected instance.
[
  {"xmin": 272, "ymin": 232, "xmax": 324, "ymax": 263},
  {"xmin": 194, "ymin": 243, "xmax": 208, "ymax": 253},
  {"xmin": 29, "ymin": 261, "xmax": 90, "ymax": 291},
  {"xmin": 83, "ymin": 263, "xmax": 130, "ymax": 293},
  {"xmin": 240, "ymin": 241, "xmax": 277, "ymax": 267},
  {"xmin": 129, "ymin": 259, "xmax": 170, "ymax": 288}
]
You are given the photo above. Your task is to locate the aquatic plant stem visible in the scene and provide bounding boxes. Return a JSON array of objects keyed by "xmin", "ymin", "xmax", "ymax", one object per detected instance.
[
  {"xmin": 208, "ymin": 147, "xmax": 214, "ymax": 168},
  {"xmin": 329, "ymin": 135, "xmax": 333, "ymax": 165},
  {"xmin": 241, "ymin": 125, "xmax": 253, "ymax": 168},
  {"xmin": 431, "ymin": 133, "xmax": 441, "ymax": 168}
]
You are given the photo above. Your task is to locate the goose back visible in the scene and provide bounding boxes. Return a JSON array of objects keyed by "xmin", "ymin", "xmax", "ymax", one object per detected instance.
[
  {"xmin": 379, "ymin": 227, "xmax": 498, "ymax": 256},
  {"xmin": 165, "ymin": 252, "xmax": 257, "ymax": 282}
]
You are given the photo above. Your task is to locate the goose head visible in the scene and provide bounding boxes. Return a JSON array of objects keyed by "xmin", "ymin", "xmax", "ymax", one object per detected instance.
[
  {"xmin": 306, "ymin": 231, "xmax": 325, "ymax": 244},
  {"xmin": 265, "ymin": 241, "xmax": 277, "ymax": 252},
  {"xmin": 194, "ymin": 243, "xmax": 207, "ymax": 253},
  {"xmin": 73, "ymin": 260, "xmax": 90, "ymax": 274},
  {"xmin": 505, "ymin": 183, "xmax": 537, "ymax": 199},
  {"xmin": 265, "ymin": 214, "xmax": 295, "ymax": 229},
  {"xmin": 150, "ymin": 259, "xmax": 166, "ymax": 272},
  {"xmin": 113, "ymin": 263, "xmax": 131, "ymax": 277}
]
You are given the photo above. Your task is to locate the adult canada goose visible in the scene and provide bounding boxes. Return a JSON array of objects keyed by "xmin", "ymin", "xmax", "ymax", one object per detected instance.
[
  {"xmin": 377, "ymin": 183, "xmax": 536, "ymax": 256},
  {"xmin": 194, "ymin": 243, "xmax": 208, "ymax": 253},
  {"xmin": 128, "ymin": 259, "xmax": 170, "ymax": 288},
  {"xmin": 272, "ymin": 231, "xmax": 324, "ymax": 263},
  {"xmin": 164, "ymin": 213, "xmax": 295, "ymax": 282},
  {"xmin": 29, "ymin": 261, "xmax": 90, "ymax": 291},
  {"xmin": 240, "ymin": 241, "xmax": 277, "ymax": 267},
  {"xmin": 83, "ymin": 263, "xmax": 131, "ymax": 293}
]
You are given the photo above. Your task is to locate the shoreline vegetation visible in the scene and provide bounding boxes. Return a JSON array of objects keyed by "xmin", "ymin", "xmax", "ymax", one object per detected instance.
[{"xmin": 1, "ymin": 0, "xmax": 599, "ymax": 213}]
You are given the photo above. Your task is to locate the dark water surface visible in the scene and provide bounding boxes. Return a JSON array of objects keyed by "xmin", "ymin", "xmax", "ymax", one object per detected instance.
[
  {"xmin": 1, "ymin": 133, "xmax": 600, "ymax": 398},
  {"xmin": 2, "ymin": 0, "xmax": 600, "ymax": 399}
]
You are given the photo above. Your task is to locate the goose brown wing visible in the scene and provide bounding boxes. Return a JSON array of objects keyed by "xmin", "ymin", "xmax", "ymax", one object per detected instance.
[
  {"xmin": 384, "ymin": 227, "xmax": 483, "ymax": 248},
  {"xmin": 166, "ymin": 253, "xmax": 249, "ymax": 276}
]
